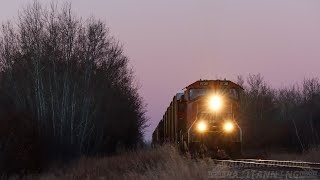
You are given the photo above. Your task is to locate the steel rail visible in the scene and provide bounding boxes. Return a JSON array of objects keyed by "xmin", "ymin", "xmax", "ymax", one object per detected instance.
[
  {"xmin": 214, "ymin": 159, "xmax": 320, "ymax": 171},
  {"xmin": 236, "ymin": 159, "xmax": 320, "ymax": 167}
]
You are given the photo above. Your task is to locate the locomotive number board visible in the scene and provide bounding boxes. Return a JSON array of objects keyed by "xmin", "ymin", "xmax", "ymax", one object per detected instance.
[{"xmin": 199, "ymin": 81, "xmax": 209, "ymax": 86}]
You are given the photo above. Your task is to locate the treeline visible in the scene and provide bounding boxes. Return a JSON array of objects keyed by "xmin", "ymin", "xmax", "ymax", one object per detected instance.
[
  {"xmin": 238, "ymin": 74, "xmax": 320, "ymax": 152},
  {"xmin": 0, "ymin": 2, "xmax": 146, "ymax": 173}
]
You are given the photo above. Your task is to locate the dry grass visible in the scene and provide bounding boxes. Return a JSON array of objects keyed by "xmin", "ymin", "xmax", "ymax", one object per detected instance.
[
  {"xmin": 269, "ymin": 146, "xmax": 320, "ymax": 162},
  {"xmin": 5, "ymin": 145, "xmax": 320, "ymax": 179},
  {"xmin": 8, "ymin": 145, "xmax": 229, "ymax": 180}
]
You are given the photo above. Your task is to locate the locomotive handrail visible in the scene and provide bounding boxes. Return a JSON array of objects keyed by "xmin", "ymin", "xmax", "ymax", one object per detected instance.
[
  {"xmin": 232, "ymin": 118, "xmax": 242, "ymax": 142},
  {"xmin": 187, "ymin": 103, "xmax": 199, "ymax": 144}
]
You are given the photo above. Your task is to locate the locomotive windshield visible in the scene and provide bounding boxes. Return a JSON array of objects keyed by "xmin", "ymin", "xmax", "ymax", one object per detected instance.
[
  {"xmin": 227, "ymin": 89, "xmax": 239, "ymax": 100},
  {"xmin": 189, "ymin": 88, "xmax": 211, "ymax": 100},
  {"xmin": 189, "ymin": 88, "xmax": 239, "ymax": 101}
]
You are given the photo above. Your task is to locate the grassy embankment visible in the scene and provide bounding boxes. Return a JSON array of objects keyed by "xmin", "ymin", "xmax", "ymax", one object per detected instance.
[
  {"xmin": 5, "ymin": 145, "xmax": 320, "ymax": 180},
  {"xmin": 6, "ymin": 145, "xmax": 227, "ymax": 180}
]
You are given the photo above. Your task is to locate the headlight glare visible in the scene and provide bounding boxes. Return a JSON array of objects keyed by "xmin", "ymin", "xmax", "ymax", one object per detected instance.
[
  {"xmin": 224, "ymin": 122, "xmax": 234, "ymax": 132},
  {"xmin": 209, "ymin": 96, "xmax": 222, "ymax": 111},
  {"xmin": 197, "ymin": 122, "xmax": 207, "ymax": 132}
]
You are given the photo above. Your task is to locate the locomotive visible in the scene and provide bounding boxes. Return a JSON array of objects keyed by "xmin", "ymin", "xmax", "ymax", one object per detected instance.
[{"xmin": 152, "ymin": 79, "xmax": 243, "ymax": 157}]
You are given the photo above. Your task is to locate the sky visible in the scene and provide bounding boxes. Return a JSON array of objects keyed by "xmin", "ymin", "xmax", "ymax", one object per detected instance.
[{"xmin": 1, "ymin": 0, "xmax": 320, "ymax": 140}]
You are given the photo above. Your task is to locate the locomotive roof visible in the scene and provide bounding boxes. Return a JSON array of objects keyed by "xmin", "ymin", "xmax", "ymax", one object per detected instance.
[{"xmin": 184, "ymin": 79, "xmax": 244, "ymax": 90}]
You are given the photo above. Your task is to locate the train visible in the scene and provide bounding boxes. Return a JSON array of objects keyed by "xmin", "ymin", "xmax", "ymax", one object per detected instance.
[{"xmin": 152, "ymin": 79, "xmax": 243, "ymax": 157}]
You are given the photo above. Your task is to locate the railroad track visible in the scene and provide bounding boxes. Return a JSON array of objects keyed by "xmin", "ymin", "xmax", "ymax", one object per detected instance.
[
  {"xmin": 212, "ymin": 159, "xmax": 320, "ymax": 179},
  {"xmin": 236, "ymin": 159, "xmax": 320, "ymax": 170}
]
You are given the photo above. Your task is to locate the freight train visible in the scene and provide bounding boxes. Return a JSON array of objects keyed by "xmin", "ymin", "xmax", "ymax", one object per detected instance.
[{"xmin": 152, "ymin": 80, "xmax": 243, "ymax": 157}]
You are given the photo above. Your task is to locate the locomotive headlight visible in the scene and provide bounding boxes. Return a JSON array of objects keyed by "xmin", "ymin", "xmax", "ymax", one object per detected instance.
[
  {"xmin": 209, "ymin": 96, "xmax": 222, "ymax": 111},
  {"xmin": 223, "ymin": 122, "xmax": 234, "ymax": 132},
  {"xmin": 197, "ymin": 122, "xmax": 207, "ymax": 132}
]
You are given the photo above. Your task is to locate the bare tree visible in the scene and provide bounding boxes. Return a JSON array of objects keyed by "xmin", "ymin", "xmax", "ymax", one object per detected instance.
[{"xmin": 0, "ymin": 1, "xmax": 147, "ymax": 165}]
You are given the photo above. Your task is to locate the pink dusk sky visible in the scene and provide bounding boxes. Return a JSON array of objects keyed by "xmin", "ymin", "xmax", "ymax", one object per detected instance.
[{"xmin": 1, "ymin": 0, "xmax": 320, "ymax": 140}]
